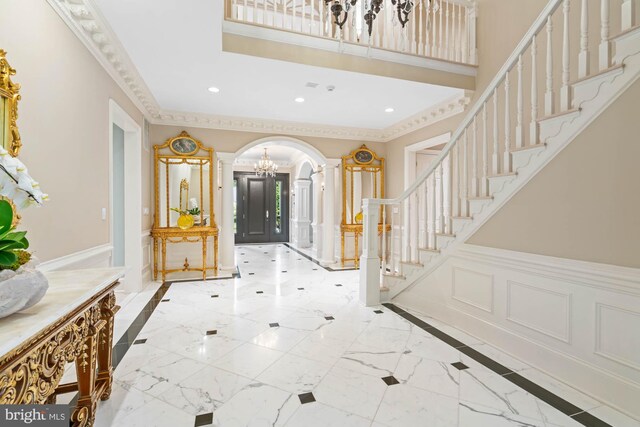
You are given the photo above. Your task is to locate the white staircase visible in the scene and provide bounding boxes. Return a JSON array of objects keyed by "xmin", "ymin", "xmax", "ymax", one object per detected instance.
[{"xmin": 359, "ymin": 0, "xmax": 640, "ymax": 303}]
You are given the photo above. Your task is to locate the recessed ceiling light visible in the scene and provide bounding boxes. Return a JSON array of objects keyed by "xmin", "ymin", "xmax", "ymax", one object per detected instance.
[
  {"xmin": 208, "ymin": 87, "xmax": 220, "ymax": 93},
  {"xmin": 295, "ymin": 97, "xmax": 305, "ymax": 103},
  {"xmin": 385, "ymin": 107, "xmax": 394, "ymax": 113}
]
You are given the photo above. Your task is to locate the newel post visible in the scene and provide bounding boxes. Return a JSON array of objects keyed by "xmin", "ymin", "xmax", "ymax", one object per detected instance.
[{"xmin": 359, "ymin": 198, "xmax": 381, "ymax": 306}]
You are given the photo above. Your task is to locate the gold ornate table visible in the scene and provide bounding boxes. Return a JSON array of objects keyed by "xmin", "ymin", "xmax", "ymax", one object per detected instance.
[
  {"xmin": 151, "ymin": 226, "xmax": 219, "ymax": 282},
  {"xmin": 0, "ymin": 268, "xmax": 124, "ymax": 426}
]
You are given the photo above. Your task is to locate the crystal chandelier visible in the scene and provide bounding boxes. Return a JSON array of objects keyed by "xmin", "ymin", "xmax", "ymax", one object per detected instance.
[
  {"xmin": 325, "ymin": 0, "xmax": 435, "ymax": 38},
  {"xmin": 254, "ymin": 148, "xmax": 278, "ymax": 178}
]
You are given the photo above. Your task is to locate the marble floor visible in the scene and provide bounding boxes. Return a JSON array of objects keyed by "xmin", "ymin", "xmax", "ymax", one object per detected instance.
[{"xmin": 94, "ymin": 244, "xmax": 639, "ymax": 427}]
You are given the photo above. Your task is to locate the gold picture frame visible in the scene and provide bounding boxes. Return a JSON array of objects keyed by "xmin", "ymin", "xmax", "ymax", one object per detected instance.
[{"xmin": 0, "ymin": 50, "xmax": 22, "ymax": 157}]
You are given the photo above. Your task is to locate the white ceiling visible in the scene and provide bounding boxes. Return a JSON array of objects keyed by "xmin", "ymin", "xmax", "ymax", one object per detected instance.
[{"xmin": 93, "ymin": 0, "xmax": 463, "ymax": 130}]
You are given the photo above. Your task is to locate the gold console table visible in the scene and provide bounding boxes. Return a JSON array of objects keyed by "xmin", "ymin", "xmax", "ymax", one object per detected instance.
[
  {"xmin": 0, "ymin": 268, "xmax": 123, "ymax": 426},
  {"xmin": 151, "ymin": 226, "xmax": 219, "ymax": 282}
]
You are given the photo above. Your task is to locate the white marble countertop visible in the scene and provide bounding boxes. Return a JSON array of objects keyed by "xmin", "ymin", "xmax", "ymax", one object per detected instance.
[{"xmin": 0, "ymin": 267, "xmax": 125, "ymax": 357}]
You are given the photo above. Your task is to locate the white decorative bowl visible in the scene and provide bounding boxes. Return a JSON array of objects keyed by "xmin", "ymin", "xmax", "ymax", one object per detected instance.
[{"xmin": 0, "ymin": 262, "xmax": 49, "ymax": 319}]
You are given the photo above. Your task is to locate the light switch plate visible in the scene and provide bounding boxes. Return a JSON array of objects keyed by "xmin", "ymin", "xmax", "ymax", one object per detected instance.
[{"xmin": 101, "ymin": 208, "xmax": 107, "ymax": 220}]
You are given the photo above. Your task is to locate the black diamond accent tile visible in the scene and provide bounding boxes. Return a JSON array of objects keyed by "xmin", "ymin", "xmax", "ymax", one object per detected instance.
[
  {"xmin": 211, "ymin": 295, "xmax": 219, "ymax": 298},
  {"xmin": 206, "ymin": 330, "xmax": 217, "ymax": 336},
  {"xmin": 271, "ymin": 260, "xmax": 276, "ymax": 262},
  {"xmin": 451, "ymin": 362, "xmax": 469, "ymax": 370},
  {"xmin": 298, "ymin": 287, "xmax": 304, "ymax": 290},
  {"xmin": 248, "ymin": 273, "xmax": 255, "ymax": 275},
  {"xmin": 244, "ymin": 261, "xmax": 249, "ymax": 263},
  {"xmin": 133, "ymin": 339, "xmax": 147, "ymax": 345},
  {"xmin": 282, "ymin": 271, "xmax": 287, "ymax": 273},
  {"xmin": 373, "ymin": 310, "xmax": 384, "ymax": 314},
  {"xmin": 298, "ymin": 392, "xmax": 315, "ymax": 404},
  {"xmin": 335, "ymin": 284, "xmax": 342, "ymax": 287},
  {"xmin": 313, "ymin": 268, "xmax": 318, "ymax": 271},
  {"xmin": 256, "ymin": 291, "xmax": 264, "ymax": 294},
  {"xmin": 324, "ymin": 316, "xmax": 334, "ymax": 320},
  {"xmin": 269, "ymin": 322, "xmax": 279, "ymax": 328},
  {"xmin": 381, "ymin": 376, "xmax": 400, "ymax": 386},
  {"xmin": 194, "ymin": 412, "xmax": 213, "ymax": 427},
  {"xmin": 571, "ymin": 411, "xmax": 613, "ymax": 427},
  {"xmin": 161, "ymin": 299, "xmax": 170, "ymax": 302},
  {"xmin": 241, "ymin": 253, "xmax": 245, "ymax": 255},
  {"xmin": 264, "ymin": 252, "xmax": 268, "ymax": 254}
]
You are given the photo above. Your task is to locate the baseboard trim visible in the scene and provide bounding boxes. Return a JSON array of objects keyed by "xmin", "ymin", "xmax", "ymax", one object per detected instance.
[{"xmin": 38, "ymin": 244, "xmax": 113, "ymax": 272}]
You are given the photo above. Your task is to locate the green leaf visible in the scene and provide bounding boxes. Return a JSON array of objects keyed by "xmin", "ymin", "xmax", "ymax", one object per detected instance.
[
  {"xmin": 0, "ymin": 200, "xmax": 13, "ymax": 231},
  {"xmin": 4, "ymin": 231, "xmax": 26, "ymax": 242},
  {"xmin": 0, "ymin": 241, "xmax": 25, "ymax": 251},
  {"xmin": 18, "ymin": 236, "xmax": 29, "ymax": 250},
  {"xmin": 0, "ymin": 251, "xmax": 17, "ymax": 267}
]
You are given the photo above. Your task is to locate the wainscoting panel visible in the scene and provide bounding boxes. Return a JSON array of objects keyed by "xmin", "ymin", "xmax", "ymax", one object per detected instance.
[
  {"xmin": 506, "ymin": 280, "xmax": 572, "ymax": 343},
  {"xmin": 595, "ymin": 303, "xmax": 640, "ymax": 372},
  {"xmin": 392, "ymin": 243, "xmax": 640, "ymax": 420},
  {"xmin": 452, "ymin": 267, "xmax": 494, "ymax": 313}
]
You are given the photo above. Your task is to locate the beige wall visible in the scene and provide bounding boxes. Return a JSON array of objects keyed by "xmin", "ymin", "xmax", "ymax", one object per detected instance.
[
  {"xmin": 384, "ymin": 0, "xmax": 548, "ymax": 199},
  {"xmin": 468, "ymin": 78, "xmax": 640, "ymax": 268},
  {"xmin": 0, "ymin": 1, "xmax": 146, "ymax": 261}
]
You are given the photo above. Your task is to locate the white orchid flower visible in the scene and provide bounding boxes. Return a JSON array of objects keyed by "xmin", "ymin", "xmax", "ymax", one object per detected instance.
[{"xmin": 0, "ymin": 152, "xmax": 47, "ymax": 209}]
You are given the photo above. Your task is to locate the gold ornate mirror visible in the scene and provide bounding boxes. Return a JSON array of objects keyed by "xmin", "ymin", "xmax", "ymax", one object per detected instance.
[
  {"xmin": 0, "ymin": 50, "xmax": 22, "ymax": 157},
  {"xmin": 151, "ymin": 131, "xmax": 219, "ymax": 281},
  {"xmin": 340, "ymin": 145, "xmax": 387, "ymax": 267}
]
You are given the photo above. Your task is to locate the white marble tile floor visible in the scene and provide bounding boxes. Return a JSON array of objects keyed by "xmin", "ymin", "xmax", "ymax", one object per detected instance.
[{"xmin": 93, "ymin": 244, "xmax": 639, "ymax": 427}]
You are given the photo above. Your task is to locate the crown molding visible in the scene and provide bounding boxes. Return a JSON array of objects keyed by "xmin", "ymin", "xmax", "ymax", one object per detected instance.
[
  {"xmin": 46, "ymin": 0, "xmax": 159, "ymax": 119},
  {"xmin": 47, "ymin": 0, "xmax": 472, "ymax": 142}
]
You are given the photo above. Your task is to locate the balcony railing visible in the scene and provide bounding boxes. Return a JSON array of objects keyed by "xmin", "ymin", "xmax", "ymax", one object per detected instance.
[{"xmin": 225, "ymin": 0, "xmax": 478, "ymax": 65}]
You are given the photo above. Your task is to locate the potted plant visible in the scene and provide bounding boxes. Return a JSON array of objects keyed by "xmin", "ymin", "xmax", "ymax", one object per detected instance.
[
  {"xmin": 0, "ymin": 147, "xmax": 48, "ymax": 319},
  {"xmin": 171, "ymin": 206, "xmax": 200, "ymax": 230}
]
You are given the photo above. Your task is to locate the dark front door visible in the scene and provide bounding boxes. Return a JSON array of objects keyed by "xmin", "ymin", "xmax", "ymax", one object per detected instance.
[{"xmin": 235, "ymin": 172, "xmax": 289, "ymax": 244}]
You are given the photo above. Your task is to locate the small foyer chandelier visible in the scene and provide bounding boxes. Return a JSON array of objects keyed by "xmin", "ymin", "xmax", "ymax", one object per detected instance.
[{"xmin": 254, "ymin": 148, "xmax": 278, "ymax": 178}]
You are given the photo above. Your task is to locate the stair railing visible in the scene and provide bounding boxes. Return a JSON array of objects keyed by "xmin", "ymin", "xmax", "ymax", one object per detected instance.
[
  {"xmin": 359, "ymin": 0, "xmax": 638, "ymax": 305},
  {"xmin": 225, "ymin": 0, "xmax": 478, "ymax": 64}
]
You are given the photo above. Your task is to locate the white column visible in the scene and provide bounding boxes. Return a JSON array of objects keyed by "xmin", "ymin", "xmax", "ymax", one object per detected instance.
[
  {"xmin": 292, "ymin": 179, "xmax": 312, "ymax": 248},
  {"xmin": 622, "ymin": 0, "xmax": 636, "ymax": 31},
  {"xmin": 218, "ymin": 153, "xmax": 236, "ymax": 271},
  {"xmin": 311, "ymin": 171, "xmax": 323, "ymax": 256},
  {"xmin": 321, "ymin": 162, "xmax": 337, "ymax": 264},
  {"xmin": 359, "ymin": 198, "xmax": 381, "ymax": 306}
]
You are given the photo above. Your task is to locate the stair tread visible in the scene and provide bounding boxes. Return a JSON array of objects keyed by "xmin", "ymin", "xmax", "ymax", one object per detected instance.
[
  {"xmin": 400, "ymin": 261, "xmax": 424, "ymax": 267},
  {"xmin": 488, "ymin": 172, "xmax": 517, "ymax": 178},
  {"xmin": 611, "ymin": 24, "xmax": 640, "ymax": 41},
  {"xmin": 468, "ymin": 196, "xmax": 493, "ymax": 201},
  {"xmin": 572, "ymin": 64, "xmax": 624, "ymax": 86},
  {"xmin": 382, "ymin": 273, "xmax": 406, "ymax": 280},
  {"xmin": 418, "ymin": 247, "xmax": 440, "ymax": 253},
  {"xmin": 538, "ymin": 108, "xmax": 581, "ymax": 123},
  {"xmin": 511, "ymin": 143, "xmax": 546, "ymax": 153}
]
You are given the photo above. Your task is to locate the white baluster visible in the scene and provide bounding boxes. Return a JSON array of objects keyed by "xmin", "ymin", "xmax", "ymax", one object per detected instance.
[
  {"xmin": 423, "ymin": 182, "xmax": 429, "ymax": 248},
  {"xmin": 438, "ymin": 0, "xmax": 443, "ymax": 57},
  {"xmin": 263, "ymin": 0, "xmax": 267, "ymax": 25},
  {"xmin": 560, "ymin": 0, "xmax": 571, "ymax": 111},
  {"xmin": 412, "ymin": 192, "xmax": 419, "ymax": 260},
  {"xmin": 445, "ymin": 1, "xmax": 450, "ymax": 60},
  {"xmin": 545, "ymin": 16, "xmax": 555, "ymax": 116},
  {"xmin": 425, "ymin": 1, "xmax": 431, "ymax": 56},
  {"xmin": 462, "ymin": 128, "xmax": 468, "ymax": 216},
  {"xmin": 381, "ymin": 204, "xmax": 387, "ymax": 274},
  {"xmin": 482, "ymin": 103, "xmax": 489, "ymax": 196},
  {"xmin": 405, "ymin": 197, "xmax": 411, "ymax": 263},
  {"xmin": 530, "ymin": 34, "xmax": 539, "ymax": 145},
  {"xmin": 431, "ymin": 1, "xmax": 437, "ymax": 57},
  {"xmin": 242, "ymin": 0, "xmax": 247, "ymax": 22},
  {"xmin": 469, "ymin": 2, "xmax": 478, "ymax": 64},
  {"xmin": 471, "ymin": 116, "xmax": 478, "ymax": 197},
  {"xmin": 418, "ymin": 0, "xmax": 424, "ymax": 55},
  {"xmin": 438, "ymin": 162, "xmax": 444, "ymax": 233},
  {"xmin": 504, "ymin": 73, "xmax": 512, "ymax": 172},
  {"xmin": 457, "ymin": 3, "xmax": 462, "ymax": 62},
  {"xmin": 515, "ymin": 54, "xmax": 524, "ymax": 149},
  {"xmin": 599, "ymin": 0, "xmax": 611, "ymax": 71},
  {"xmin": 390, "ymin": 203, "xmax": 396, "ymax": 273},
  {"xmin": 622, "ymin": 0, "xmax": 636, "ymax": 31},
  {"xmin": 429, "ymin": 173, "xmax": 436, "ymax": 248},
  {"xmin": 301, "ymin": 0, "xmax": 306, "ymax": 33},
  {"xmin": 446, "ymin": 151, "xmax": 453, "ymax": 233},
  {"xmin": 492, "ymin": 89, "xmax": 500, "ymax": 175},
  {"xmin": 455, "ymin": 144, "xmax": 461, "ymax": 218},
  {"xmin": 578, "ymin": 0, "xmax": 590, "ymax": 78}
]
